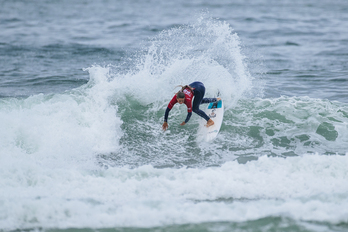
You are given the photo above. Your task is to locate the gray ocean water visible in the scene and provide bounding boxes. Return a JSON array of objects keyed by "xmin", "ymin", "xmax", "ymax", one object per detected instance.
[{"xmin": 1, "ymin": 0, "xmax": 348, "ymax": 231}]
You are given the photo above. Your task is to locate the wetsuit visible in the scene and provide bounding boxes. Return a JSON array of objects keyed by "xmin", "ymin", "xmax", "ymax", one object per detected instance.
[{"xmin": 164, "ymin": 81, "xmax": 217, "ymax": 123}]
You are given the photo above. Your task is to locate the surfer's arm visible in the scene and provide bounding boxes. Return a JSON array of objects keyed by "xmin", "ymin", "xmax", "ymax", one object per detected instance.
[
  {"xmin": 183, "ymin": 101, "xmax": 193, "ymax": 124},
  {"xmin": 184, "ymin": 112, "xmax": 192, "ymax": 123},
  {"xmin": 162, "ymin": 107, "xmax": 171, "ymax": 131},
  {"xmin": 164, "ymin": 96, "xmax": 177, "ymax": 122},
  {"xmin": 164, "ymin": 107, "xmax": 171, "ymax": 122}
]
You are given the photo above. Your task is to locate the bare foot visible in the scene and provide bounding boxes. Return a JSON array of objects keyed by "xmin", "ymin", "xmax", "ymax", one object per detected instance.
[{"xmin": 205, "ymin": 119, "xmax": 214, "ymax": 127}]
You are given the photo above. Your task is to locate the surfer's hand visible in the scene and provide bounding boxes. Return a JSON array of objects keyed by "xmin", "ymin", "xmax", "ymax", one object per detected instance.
[
  {"xmin": 180, "ymin": 122, "xmax": 186, "ymax": 126},
  {"xmin": 162, "ymin": 122, "xmax": 168, "ymax": 131},
  {"xmin": 217, "ymin": 97, "xmax": 221, "ymax": 101}
]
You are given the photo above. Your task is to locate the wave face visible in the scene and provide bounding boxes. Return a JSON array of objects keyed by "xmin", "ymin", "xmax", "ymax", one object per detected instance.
[{"xmin": 1, "ymin": 16, "xmax": 348, "ymax": 232}]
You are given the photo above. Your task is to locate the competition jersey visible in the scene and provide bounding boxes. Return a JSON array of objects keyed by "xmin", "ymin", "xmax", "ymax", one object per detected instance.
[{"xmin": 167, "ymin": 87, "xmax": 194, "ymax": 113}]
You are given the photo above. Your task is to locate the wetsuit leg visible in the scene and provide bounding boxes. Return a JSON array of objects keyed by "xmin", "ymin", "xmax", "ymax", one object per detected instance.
[
  {"xmin": 201, "ymin": 98, "xmax": 217, "ymax": 104},
  {"xmin": 189, "ymin": 82, "xmax": 211, "ymax": 121}
]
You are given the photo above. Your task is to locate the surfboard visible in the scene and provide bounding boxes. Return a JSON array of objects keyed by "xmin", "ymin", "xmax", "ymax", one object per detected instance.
[{"xmin": 197, "ymin": 99, "xmax": 224, "ymax": 142}]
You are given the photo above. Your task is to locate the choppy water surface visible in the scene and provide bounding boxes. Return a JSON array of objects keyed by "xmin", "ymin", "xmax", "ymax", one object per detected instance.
[{"xmin": 0, "ymin": 0, "xmax": 347, "ymax": 231}]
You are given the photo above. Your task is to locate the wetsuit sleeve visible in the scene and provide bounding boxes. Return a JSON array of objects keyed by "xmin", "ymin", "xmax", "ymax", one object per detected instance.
[
  {"xmin": 201, "ymin": 98, "xmax": 217, "ymax": 104},
  {"xmin": 184, "ymin": 112, "xmax": 192, "ymax": 123},
  {"xmin": 164, "ymin": 95, "xmax": 177, "ymax": 122},
  {"xmin": 164, "ymin": 107, "xmax": 171, "ymax": 122}
]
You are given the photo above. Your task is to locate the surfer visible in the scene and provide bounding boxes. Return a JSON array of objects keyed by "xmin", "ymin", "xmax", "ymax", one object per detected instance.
[{"xmin": 162, "ymin": 81, "xmax": 220, "ymax": 131}]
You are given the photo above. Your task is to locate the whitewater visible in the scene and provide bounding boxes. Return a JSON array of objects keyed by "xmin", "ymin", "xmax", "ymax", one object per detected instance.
[{"xmin": 1, "ymin": 12, "xmax": 348, "ymax": 232}]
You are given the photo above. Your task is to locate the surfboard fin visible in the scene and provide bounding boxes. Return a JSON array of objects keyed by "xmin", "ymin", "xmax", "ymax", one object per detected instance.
[{"xmin": 217, "ymin": 89, "xmax": 221, "ymax": 97}]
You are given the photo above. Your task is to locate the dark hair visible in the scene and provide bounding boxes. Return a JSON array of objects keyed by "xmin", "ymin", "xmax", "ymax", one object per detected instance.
[{"xmin": 177, "ymin": 91, "xmax": 185, "ymax": 99}]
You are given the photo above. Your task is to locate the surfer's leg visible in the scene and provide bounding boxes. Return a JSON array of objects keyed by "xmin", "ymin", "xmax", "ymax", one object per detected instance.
[
  {"xmin": 192, "ymin": 108, "xmax": 211, "ymax": 121},
  {"xmin": 189, "ymin": 82, "xmax": 214, "ymax": 126},
  {"xmin": 189, "ymin": 82, "xmax": 217, "ymax": 104},
  {"xmin": 188, "ymin": 81, "xmax": 204, "ymax": 89},
  {"xmin": 201, "ymin": 98, "xmax": 217, "ymax": 104},
  {"xmin": 193, "ymin": 105, "xmax": 214, "ymax": 127},
  {"xmin": 192, "ymin": 87, "xmax": 211, "ymax": 122}
]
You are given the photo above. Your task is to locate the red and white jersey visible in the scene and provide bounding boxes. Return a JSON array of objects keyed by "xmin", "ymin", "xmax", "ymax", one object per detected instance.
[{"xmin": 167, "ymin": 87, "xmax": 194, "ymax": 113}]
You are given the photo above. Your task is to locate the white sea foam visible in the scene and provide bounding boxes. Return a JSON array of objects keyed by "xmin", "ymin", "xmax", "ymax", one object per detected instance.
[
  {"xmin": 1, "ymin": 154, "xmax": 347, "ymax": 230},
  {"xmin": 106, "ymin": 16, "xmax": 256, "ymax": 108},
  {"xmin": 0, "ymin": 66, "xmax": 122, "ymax": 170},
  {"xmin": 223, "ymin": 96, "xmax": 348, "ymax": 157},
  {"xmin": 1, "ymin": 15, "xmax": 348, "ymax": 231}
]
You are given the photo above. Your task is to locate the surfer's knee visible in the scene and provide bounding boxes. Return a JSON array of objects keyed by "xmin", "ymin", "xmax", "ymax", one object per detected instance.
[{"xmin": 192, "ymin": 107, "xmax": 199, "ymax": 114}]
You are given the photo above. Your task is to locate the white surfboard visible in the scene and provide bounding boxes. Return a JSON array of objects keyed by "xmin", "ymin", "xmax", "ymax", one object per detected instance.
[{"xmin": 197, "ymin": 99, "xmax": 224, "ymax": 142}]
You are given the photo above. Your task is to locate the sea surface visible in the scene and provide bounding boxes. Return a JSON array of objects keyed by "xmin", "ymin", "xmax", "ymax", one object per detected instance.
[{"xmin": 1, "ymin": 0, "xmax": 348, "ymax": 231}]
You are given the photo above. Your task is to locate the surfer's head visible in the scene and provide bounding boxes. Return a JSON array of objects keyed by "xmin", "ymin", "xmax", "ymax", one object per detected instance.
[{"xmin": 176, "ymin": 91, "xmax": 185, "ymax": 104}]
